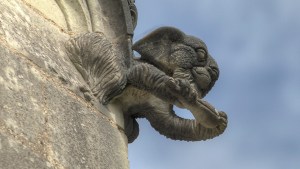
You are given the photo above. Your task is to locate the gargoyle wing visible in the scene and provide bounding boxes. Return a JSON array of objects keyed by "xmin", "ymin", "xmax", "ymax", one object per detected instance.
[{"xmin": 65, "ymin": 32, "xmax": 127, "ymax": 104}]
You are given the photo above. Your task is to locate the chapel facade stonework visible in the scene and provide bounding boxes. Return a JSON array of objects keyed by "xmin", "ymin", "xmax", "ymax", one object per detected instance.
[{"xmin": 0, "ymin": 0, "xmax": 133, "ymax": 168}]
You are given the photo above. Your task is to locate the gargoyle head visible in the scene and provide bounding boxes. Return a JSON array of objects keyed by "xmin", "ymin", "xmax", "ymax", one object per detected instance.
[{"xmin": 133, "ymin": 27, "xmax": 219, "ymax": 97}]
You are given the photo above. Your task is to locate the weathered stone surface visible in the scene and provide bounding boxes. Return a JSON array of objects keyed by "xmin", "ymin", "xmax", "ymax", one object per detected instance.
[
  {"xmin": 46, "ymin": 83, "xmax": 128, "ymax": 169},
  {"xmin": 0, "ymin": 44, "xmax": 47, "ymax": 152},
  {"xmin": 0, "ymin": 0, "xmax": 85, "ymax": 91},
  {"xmin": 21, "ymin": 0, "xmax": 134, "ymax": 65},
  {"xmin": 0, "ymin": 43, "xmax": 129, "ymax": 168},
  {"xmin": 22, "ymin": 0, "xmax": 134, "ymax": 36},
  {"xmin": 0, "ymin": 0, "xmax": 129, "ymax": 127},
  {"xmin": 23, "ymin": 0, "xmax": 68, "ymax": 30},
  {"xmin": 0, "ymin": 133, "xmax": 53, "ymax": 169},
  {"xmin": 0, "ymin": 0, "xmax": 130, "ymax": 168}
]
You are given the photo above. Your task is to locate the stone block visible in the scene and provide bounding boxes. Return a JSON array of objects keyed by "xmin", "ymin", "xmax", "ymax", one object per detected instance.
[
  {"xmin": 0, "ymin": 38, "xmax": 129, "ymax": 169},
  {"xmin": 0, "ymin": 0, "xmax": 130, "ymax": 168},
  {"xmin": 45, "ymin": 82, "xmax": 129, "ymax": 169},
  {"xmin": 22, "ymin": 0, "xmax": 68, "ymax": 30},
  {"xmin": 0, "ymin": 0, "xmax": 86, "ymax": 91},
  {"xmin": 0, "ymin": 133, "xmax": 53, "ymax": 169},
  {"xmin": 0, "ymin": 0, "xmax": 126, "ymax": 127},
  {"xmin": 0, "ymin": 44, "xmax": 47, "ymax": 152}
]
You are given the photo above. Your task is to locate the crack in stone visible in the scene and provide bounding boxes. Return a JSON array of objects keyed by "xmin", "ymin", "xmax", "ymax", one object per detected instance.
[{"xmin": 19, "ymin": 0, "xmax": 69, "ymax": 34}]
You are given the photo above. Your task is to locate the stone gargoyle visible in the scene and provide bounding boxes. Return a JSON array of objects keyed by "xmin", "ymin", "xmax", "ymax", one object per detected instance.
[{"xmin": 65, "ymin": 27, "xmax": 228, "ymax": 143}]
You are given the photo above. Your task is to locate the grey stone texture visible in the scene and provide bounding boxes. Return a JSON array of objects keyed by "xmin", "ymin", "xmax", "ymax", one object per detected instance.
[
  {"xmin": 0, "ymin": 133, "xmax": 53, "ymax": 169},
  {"xmin": 0, "ymin": 0, "xmax": 130, "ymax": 168}
]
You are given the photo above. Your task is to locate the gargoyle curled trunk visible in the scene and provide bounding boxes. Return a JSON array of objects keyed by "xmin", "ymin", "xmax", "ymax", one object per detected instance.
[{"xmin": 144, "ymin": 105, "xmax": 227, "ymax": 141}]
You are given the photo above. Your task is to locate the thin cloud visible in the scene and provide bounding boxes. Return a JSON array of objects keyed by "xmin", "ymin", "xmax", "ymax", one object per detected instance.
[{"xmin": 129, "ymin": 1, "xmax": 300, "ymax": 169}]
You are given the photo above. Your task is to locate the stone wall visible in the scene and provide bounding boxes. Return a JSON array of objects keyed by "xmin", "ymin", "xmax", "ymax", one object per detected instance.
[{"xmin": 0, "ymin": 0, "xmax": 130, "ymax": 168}]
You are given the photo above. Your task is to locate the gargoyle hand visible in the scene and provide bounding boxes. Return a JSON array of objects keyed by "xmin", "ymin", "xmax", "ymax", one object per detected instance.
[
  {"xmin": 216, "ymin": 111, "xmax": 228, "ymax": 131},
  {"xmin": 166, "ymin": 76, "xmax": 227, "ymax": 129},
  {"xmin": 166, "ymin": 77, "xmax": 198, "ymax": 107}
]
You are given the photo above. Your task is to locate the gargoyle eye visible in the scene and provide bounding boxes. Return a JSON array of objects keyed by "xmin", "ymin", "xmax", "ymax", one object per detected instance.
[
  {"xmin": 207, "ymin": 65, "xmax": 219, "ymax": 80},
  {"xmin": 196, "ymin": 48, "xmax": 207, "ymax": 61}
]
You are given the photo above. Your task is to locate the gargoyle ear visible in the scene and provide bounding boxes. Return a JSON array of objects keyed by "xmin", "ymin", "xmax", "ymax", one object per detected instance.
[{"xmin": 133, "ymin": 27, "xmax": 185, "ymax": 61}]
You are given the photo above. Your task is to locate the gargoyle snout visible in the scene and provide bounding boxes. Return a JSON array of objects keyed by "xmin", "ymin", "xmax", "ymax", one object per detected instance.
[{"xmin": 192, "ymin": 67, "xmax": 211, "ymax": 92}]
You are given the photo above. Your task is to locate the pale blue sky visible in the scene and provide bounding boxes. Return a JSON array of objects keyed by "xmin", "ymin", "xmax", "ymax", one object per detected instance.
[{"xmin": 129, "ymin": 1, "xmax": 300, "ymax": 169}]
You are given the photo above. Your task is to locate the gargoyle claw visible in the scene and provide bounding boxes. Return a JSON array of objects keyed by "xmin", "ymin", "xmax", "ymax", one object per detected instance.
[{"xmin": 166, "ymin": 78, "xmax": 197, "ymax": 104}]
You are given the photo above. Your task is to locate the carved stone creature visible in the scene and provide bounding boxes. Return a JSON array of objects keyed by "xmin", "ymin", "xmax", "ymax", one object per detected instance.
[{"xmin": 66, "ymin": 27, "xmax": 228, "ymax": 143}]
